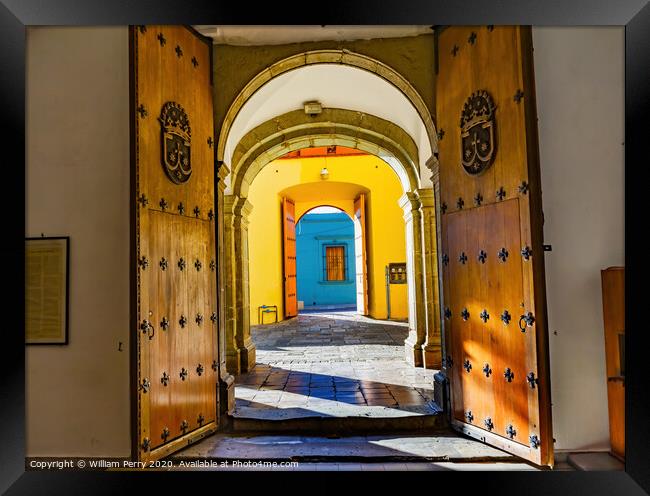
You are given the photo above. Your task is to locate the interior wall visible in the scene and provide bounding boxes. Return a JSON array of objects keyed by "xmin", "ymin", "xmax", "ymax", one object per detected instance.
[
  {"xmin": 247, "ymin": 154, "xmax": 408, "ymax": 324},
  {"xmin": 532, "ymin": 26, "xmax": 624, "ymax": 451},
  {"xmin": 25, "ymin": 27, "xmax": 130, "ymax": 456},
  {"xmin": 364, "ymin": 189, "xmax": 408, "ymax": 321}
]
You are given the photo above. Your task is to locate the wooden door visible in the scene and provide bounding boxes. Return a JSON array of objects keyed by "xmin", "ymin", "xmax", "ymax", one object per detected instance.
[
  {"xmin": 282, "ymin": 197, "xmax": 297, "ymax": 318},
  {"xmin": 601, "ymin": 267, "xmax": 625, "ymax": 461},
  {"xmin": 354, "ymin": 194, "xmax": 368, "ymax": 315},
  {"xmin": 436, "ymin": 26, "xmax": 553, "ymax": 466},
  {"xmin": 131, "ymin": 25, "xmax": 218, "ymax": 461}
]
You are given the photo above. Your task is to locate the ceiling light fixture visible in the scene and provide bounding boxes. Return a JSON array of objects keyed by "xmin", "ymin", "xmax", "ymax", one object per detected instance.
[{"xmin": 304, "ymin": 101, "xmax": 322, "ymax": 116}]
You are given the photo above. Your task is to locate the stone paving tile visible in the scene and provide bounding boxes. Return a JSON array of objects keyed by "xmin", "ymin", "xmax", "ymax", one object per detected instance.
[{"xmin": 235, "ymin": 311, "xmax": 437, "ymax": 419}]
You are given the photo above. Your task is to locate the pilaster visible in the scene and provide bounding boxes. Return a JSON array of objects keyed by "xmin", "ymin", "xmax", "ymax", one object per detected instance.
[
  {"xmin": 399, "ymin": 191, "xmax": 426, "ymax": 367},
  {"xmin": 223, "ymin": 193, "xmax": 240, "ymax": 375},
  {"xmin": 232, "ymin": 196, "xmax": 256, "ymax": 372},
  {"xmin": 216, "ymin": 162, "xmax": 235, "ymax": 413},
  {"xmin": 418, "ymin": 187, "xmax": 442, "ymax": 369}
]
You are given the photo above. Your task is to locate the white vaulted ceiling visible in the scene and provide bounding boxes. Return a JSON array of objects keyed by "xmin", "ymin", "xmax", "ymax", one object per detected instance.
[{"xmin": 223, "ymin": 63, "xmax": 433, "ymax": 188}]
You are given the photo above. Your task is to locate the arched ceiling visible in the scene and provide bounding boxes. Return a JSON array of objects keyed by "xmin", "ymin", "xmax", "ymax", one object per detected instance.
[
  {"xmin": 280, "ymin": 181, "xmax": 369, "ymax": 203},
  {"xmin": 224, "ymin": 64, "xmax": 433, "ymax": 186}
]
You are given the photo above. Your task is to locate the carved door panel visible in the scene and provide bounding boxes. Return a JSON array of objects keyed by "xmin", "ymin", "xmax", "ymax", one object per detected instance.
[
  {"xmin": 132, "ymin": 25, "xmax": 218, "ymax": 461},
  {"xmin": 354, "ymin": 194, "xmax": 368, "ymax": 315},
  {"xmin": 436, "ymin": 26, "xmax": 553, "ymax": 466},
  {"xmin": 282, "ymin": 198, "xmax": 297, "ymax": 318}
]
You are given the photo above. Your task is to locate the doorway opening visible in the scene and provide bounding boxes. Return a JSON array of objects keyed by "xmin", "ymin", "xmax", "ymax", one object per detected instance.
[
  {"xmin": 219, "ymin": 53, "xmax": 444, "ymax": 377},
  {"xmin": 230, "ymin": 147, "xmax": 437, "ymax": 422},
  {"xmin": 296, "ymin": 205, "xmax": 358, "ymax": 314}
]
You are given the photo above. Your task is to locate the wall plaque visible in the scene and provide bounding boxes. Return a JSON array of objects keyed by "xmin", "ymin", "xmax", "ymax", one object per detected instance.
[{"xmin": 25, "ymin": 237, "xmax": 69, "ymax": 345}]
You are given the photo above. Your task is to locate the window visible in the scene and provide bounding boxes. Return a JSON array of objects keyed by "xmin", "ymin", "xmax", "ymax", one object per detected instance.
[{"xmin": 324, "ymin": 245, "xmax": 346, "ymax": 281}]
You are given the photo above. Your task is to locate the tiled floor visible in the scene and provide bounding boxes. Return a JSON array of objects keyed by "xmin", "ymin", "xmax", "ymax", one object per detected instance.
[{"xmin": 234, "ymin": 311, "xmax": 438, "ymax": 419}]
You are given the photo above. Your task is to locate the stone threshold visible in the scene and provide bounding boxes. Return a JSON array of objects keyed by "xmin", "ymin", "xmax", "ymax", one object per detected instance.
[
  {"xmin": 170, "ymin": 432, "xmax": 523, "ymax": 465},
  {"xmin": 229, "ymin": 409, "xmax": 446, "ymax": 435}
]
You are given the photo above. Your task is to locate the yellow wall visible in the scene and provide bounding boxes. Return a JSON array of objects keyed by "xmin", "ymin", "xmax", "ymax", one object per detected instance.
[{"xmin": 247, "ymin": 154, "xmax": 408, "ymax": 324}]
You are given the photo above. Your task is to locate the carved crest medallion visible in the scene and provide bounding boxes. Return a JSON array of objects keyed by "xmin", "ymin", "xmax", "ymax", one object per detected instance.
[
  {"xmin": 159, "ymin": 102, "xmax": 192, "ymax": 184},
  {"xmin": 460, "ymin": 90, "xmax": 496, "ymax": 175}
]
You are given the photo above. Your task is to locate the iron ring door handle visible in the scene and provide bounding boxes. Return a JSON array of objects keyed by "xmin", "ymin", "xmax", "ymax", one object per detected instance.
[
  {"xmin": 519, "ymin": 312, "xmax": 535, "ymax": 332},
  {"xmin": 148, "ymin": 321, "xmax": 155, "ymax": 340},
  {"xmin": 518, "ymin": 315, "xmax": 527, "ymax": 332}
]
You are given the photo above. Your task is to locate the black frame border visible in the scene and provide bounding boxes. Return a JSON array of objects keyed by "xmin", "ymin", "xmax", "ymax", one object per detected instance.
[{"xmin": 1, "ymin": 0, "xmax": 648, "ymax": 493}]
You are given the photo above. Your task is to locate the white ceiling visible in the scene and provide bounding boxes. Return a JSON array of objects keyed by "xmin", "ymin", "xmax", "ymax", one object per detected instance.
[
  {"xmin": 193, "ymin": 25, "xmax": 432, "ymax": 45},
  {"xmin": 223, "ymin": 63, "xmax": 432, "ymax": 193}
]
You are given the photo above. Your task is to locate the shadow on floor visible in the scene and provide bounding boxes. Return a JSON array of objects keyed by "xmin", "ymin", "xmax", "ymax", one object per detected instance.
[
  {"xmin": 239, "ymin": 311, "xmax": 437, "ymax": 419},
  {"xmin": 235, "ymin": 364, "xmax": 437, "ymax": 419}
]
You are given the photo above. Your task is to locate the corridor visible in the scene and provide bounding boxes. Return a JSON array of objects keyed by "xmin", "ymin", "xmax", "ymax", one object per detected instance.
[{"xmin": 234, "ymin": 311, "xmax": 438, "ymax": 420}]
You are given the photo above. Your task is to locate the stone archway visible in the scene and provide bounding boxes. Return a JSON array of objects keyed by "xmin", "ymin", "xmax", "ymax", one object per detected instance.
[
  {"xmin": 220, "ymin": 108, "xmax": 442, "ymax": 375},
  {"xmin": 216, "ymin": 49, "xmax": 439, "ymax": 170}
]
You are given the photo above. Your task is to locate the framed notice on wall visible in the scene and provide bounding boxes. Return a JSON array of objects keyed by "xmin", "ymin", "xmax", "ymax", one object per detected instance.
[{"xmin": 25, "ymin": 237, "xmax": 69, "ymax": 345}]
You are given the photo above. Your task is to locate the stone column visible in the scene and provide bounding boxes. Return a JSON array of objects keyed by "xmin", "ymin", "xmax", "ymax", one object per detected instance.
[
  {"xmin": 223, "ymin": 194, "xmax": 240, "ymax": 375},
  {"xmin": 427, "ymin": 155, "xmax": 451, "ymax": 411},
  {"xmin": 429, "ymin": 156, "xmax": 447, "ymax": 369},
  {"xmin": 418, "ymin": 187, "xmax": 442, "ymax": 369},
  {"xmin": 216, "ymin": 163, "xmax": 235, "ymax": 414},
  {"xmin": 232, "ymin": 196, "xmax": 256, "ymax": 373},
  {"xmin": 399, "ymin": 191, "xmax": 426, "ymax": 367}
]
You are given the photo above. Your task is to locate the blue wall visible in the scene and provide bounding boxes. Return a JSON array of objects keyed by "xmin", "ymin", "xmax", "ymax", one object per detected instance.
[{"xmin": 296, "ymin": 212, "xmax": 356, "ymax": 308}]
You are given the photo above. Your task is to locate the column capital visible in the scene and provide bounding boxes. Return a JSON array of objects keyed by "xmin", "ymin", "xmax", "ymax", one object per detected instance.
[
  {"xmin": 235, "ymin": 197, "xmax": 254, "ymax": 219},
  {"xmin": 417, "ymin": 188, "xmax": 435, "ymax": 209},
  {"xmin": 223, "ymin": 194, "xmax": 236, "ymax": 215},
  {"xmin": 217, "ymin": 161, "xmax": 230, "ymax": 193},
  {"xmin": 398, "ymin": 191, "xmax": 422, "ymax": 214},
  {"xmin": 217, "ymin": 160, "xmax": 230, "ymax": 180},
  {"xmin": 425, "ymin": 154, "xmax": 440, "ymax": 185},
  {"xmin": 224, "ymin": 195, "xmax": 254, "ymax": 219}
]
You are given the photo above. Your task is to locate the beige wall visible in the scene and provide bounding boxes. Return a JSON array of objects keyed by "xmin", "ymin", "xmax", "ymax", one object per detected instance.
[
  {"xmin": 532, "ymin": 26, "xmax": 624, "ymax": 452},
  {"xmin": 26, "ymin": 27, "xmax": 130, "ymax": 456}
]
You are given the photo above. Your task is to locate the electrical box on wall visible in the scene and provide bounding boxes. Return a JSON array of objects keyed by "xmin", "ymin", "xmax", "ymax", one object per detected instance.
[{"xmin": 388, "ymin": 263, "xmax": 407, "ymax": 284}]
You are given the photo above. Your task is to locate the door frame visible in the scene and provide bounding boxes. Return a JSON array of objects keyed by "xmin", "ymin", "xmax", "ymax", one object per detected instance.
[
  {"xmin": 353, "ymin": 193, "xmax": 369, "ymax": 316},
  {"xmin": 214, "ymin": 55, "xmax": 444, "ymax": 373},
  {"xmin": 223, "ymin": 154, "xmax": 436, "ymax": 372},
  {"xmin": 292, "ymin": 204, "xmax": 367, "ymax": 314}
]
